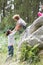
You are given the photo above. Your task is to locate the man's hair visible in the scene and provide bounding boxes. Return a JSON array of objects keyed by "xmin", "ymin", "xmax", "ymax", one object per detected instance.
[
  {"xmin": 12, "ymin": 14, "xmax": 20, "ymax": 20},
  {"xmin": 14, "ymin": 16, "xmax": 20, "ymax": 20},
  {"xmin": 6, "ymin": 30, "xmax": 11, "ymax": 36}
]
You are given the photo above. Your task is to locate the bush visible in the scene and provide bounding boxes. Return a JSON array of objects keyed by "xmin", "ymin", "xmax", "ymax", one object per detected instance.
[
  {"xmin": 18, "ymin": 41, "xmax": 40, "ymax": 63},
  {"xmin": 0, "ymin": 14, "xmax": 15, "ymax": 33}
]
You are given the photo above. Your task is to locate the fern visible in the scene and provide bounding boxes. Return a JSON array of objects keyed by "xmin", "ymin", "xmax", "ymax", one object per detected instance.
[{"xmin": 18, "ymin": 42, "xmax": 40, "ymax": 63}]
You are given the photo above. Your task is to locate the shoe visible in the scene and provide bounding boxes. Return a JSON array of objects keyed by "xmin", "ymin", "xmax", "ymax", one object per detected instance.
[{"xmin": 5, "ymin": 55, "xmax": 12, "ymax": 62}]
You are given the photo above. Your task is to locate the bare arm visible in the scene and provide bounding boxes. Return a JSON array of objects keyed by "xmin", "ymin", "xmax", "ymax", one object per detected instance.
[{"xmin": 12, "ymin": 24, "xmax": 21, "ymax": 32}]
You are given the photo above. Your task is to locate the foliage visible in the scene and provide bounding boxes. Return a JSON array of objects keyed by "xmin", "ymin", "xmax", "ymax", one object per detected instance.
[
  {"xmin": 14, "ymin": 0, "xmax": 40, "ymax": 24},
  {"xmin": 0, "ymin": 0, "xmax": 43, "ymax": 32},
  {"xmin": 0, "ymin": 34, "xmax": 43, "ymax": 65},
  {"xmin": 0, "ymin": 14, "xmax": 16, "ymax": 32},
  {"xmin": 18, "ymin": 41, "xmax": 40, "ymax": 63}
]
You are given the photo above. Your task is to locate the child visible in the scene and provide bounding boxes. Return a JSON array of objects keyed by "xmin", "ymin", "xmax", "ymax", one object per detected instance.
[
  {"xmin": 6, "ymin": 30, "xmax": 16, "ymax": 60},
  {"xmin": 37, "ymin": 5, "xmax": 43, "ymax": 17}
]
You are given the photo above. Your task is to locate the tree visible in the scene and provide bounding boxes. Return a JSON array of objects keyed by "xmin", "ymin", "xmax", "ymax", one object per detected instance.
[{"xmin": 14, "ymin": 0, "xmax": 41, "ymax": 24}]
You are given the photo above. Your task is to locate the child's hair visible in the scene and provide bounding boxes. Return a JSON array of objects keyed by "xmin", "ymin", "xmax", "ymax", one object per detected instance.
[{"xmin": 6, "ymin": 30, "xmax": 11, "ymax": 36}]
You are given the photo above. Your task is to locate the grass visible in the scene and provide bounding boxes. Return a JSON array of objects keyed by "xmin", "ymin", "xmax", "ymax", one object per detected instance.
[{"xmin": 0, "ymin": 33, "xmax": 43, "ymax": 65}]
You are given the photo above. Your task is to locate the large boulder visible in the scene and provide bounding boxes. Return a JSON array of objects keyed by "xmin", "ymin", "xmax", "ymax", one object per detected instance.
[
  {"xmin": 18, "ymin": 26, "xmax": 43, "ymax": 48},
  {"xmin": 18, "ymin": 16, "xmax": 43, "ymax": 48}
]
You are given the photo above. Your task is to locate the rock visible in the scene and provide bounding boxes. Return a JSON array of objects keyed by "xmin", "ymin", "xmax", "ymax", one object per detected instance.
[
  {"xmin": 26, "ymin": 26, "xmax": 43, "ymax": 44},
  {"xmin": 18, "ymin": 26, "xmax": 43, "ymax": 48},
  {"xmin": 18, "ymin": 16, "xmax": 43, "ymax": 48},
  {"xmin": 39, "ymin": 50, "xmax": 43, "ymax": 55}
]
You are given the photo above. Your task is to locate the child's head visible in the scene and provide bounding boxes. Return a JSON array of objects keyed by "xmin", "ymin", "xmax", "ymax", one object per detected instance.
[
  {"xmin": 6, "ymin": 30, "xmax": 11, "ymax": 36},
  {"xmin": 12, "ymin": 14, "xmax": 20, "ymax": 21}
]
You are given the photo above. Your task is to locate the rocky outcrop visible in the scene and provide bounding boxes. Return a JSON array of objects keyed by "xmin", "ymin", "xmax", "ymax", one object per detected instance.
[
  {"xmin": 18, "ymin": 26, "xmax": 43, "ymax": 48},
  {"xmin": 18, "ymin": 16, "xmax": 43, "ymax": 48},
  {"xmin": 26, "ymin": 26, "xmax": 43, "ymax": 45}
]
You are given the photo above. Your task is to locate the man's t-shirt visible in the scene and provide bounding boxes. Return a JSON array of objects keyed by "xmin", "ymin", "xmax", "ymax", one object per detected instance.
[{"xmin": 17, "ymin": 18, "xmax": 27, "ymax": 27}]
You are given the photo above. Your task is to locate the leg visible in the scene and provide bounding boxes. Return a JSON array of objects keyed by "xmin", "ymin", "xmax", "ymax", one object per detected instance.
[{"xmin": 8, "ymin": 46, "xmax": 14, "ymax": 57}]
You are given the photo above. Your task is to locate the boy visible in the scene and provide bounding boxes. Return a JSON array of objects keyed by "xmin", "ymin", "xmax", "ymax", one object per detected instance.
[{"xmin": 6, "ymin": 30, "xmax": 16, "ymax": 60}]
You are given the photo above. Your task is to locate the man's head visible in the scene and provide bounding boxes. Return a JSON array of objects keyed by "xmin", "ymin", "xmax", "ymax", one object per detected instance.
[
  {"xmin": 12, "ymin": 14, "xmax": 20, "ymax": 21},
  {"xmin": 6, "ymin": 30, "xmax": 11, "ymax": 36}
]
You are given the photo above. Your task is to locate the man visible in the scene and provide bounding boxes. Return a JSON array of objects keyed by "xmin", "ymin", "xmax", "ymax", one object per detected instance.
[{"xmin": 12, "ymin": 14, "xmax": 27, "ymax": 32}]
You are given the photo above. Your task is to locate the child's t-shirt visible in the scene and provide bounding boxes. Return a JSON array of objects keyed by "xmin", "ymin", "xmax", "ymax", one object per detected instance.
[{"xmin": 8, "ymin": 31, "xmax": 16, "ymax": 46}]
